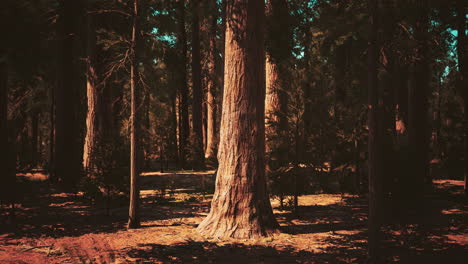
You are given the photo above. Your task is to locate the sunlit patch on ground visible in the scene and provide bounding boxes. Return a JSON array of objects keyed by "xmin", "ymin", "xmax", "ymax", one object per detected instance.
[{"xmin": 16, "ymin": 171, "xmax": 48, "ymax": 182}]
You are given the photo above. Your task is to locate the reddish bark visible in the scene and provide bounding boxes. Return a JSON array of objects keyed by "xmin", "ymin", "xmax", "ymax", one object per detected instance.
[{"xmin": 197, "ymin": 0, "xmax": 279, "ymax": 239}]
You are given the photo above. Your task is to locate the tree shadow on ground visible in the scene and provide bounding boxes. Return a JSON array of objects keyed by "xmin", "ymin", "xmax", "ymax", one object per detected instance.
[
  {"xmin": 279, "ymin": 196, "xmax": 367, "ymax": 235},
  {"xmin": 125, "ymin": 240, "xmax": 367, "ymax": 264},
  {"xmin": 0, "ymin": 174, "xmax": 206, "ymax": 239}
]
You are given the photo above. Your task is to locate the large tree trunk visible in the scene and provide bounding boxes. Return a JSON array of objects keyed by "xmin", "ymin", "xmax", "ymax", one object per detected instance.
[
  {"xmin": 128, "ymin": 0, "xmax": 141, "ymax": 229},
  {"xmin": 55, "ymin": 0, "xmax": 82, "ymax": 190},
  {"xmin": 264, "ymin": 0, "xmax": 290, "ymax": 162},
  {"xmin": 191, "ymin": 0, "xmax": 205, "ymax": 169},
  {"xmin": 197, "ymin": 0, "xmax": 279, "ymax": 239},
  {"xmin": 367, "ymin": 0, "xmax": 384, "ymax": 260},
  {"xmin": 408, "ymin": 0, "xmax": 430, "ymax": 197},
  {"xmin": 204, "ymin": 0, "xmax": 218, "ymax": 161},
  {"xmin": 0, "ymin": 54, "xmax": 14, "ymax": 202},
  {"xmin": 0, "ymin": 57, "xmax": 6, "ymax": 168},
  {"xmin": 265, "ymin": 54, "xmax": 282, "ymax": 155},
  {"xmin": 177, "ymin": 0, "xmax": 189, "ymax": 168},
  {"xmin": 83, "ymin": 4, "xmax": 103, "ymax": 174},
  {"xmin": 378, "ymin": 0, "xmax": 396, "ymax": 206},
  {"xmin": 457, "ymin": 2, "xmax": 467, "ymax": 195}
]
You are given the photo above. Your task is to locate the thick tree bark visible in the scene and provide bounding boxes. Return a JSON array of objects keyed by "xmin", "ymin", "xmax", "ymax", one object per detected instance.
[
  {"xmin": 204, "ymin": 0, "xmax": 218, "ymax": 161},
  {"xmin": 177, "ymin": 0, "xmax": 189, "ymax": 168},
  {"xmin": 197, "ymin": 0, "xmax": 279, "ymax": 239},
  {"xmin": 191, "ymin": 0, "xmax": 205, "ymax": 169},
  {"xmin": 265, "ymin": 54, "xmax": 282, "ymax": 155},
  {"xmin": 128, "ymin": 0, "xmax": 141, "ymax": 229},
  {"xmin": 367, "ymin": 0, "xmax": 384, "ymax": 260},
  {"xmin": 83, "ymin": 5, "xmax": 103, "ymax": 174},
  {"xmin": 408, "ymin": 0, "xmax": 430, "ymax": 197},
  {"xmin": 457, "ymin": 2, "xmax": 467, "ymax": 195},
  {"xmin": 56, "ymin": 0, "xmax": 82, "ymax": 190}
]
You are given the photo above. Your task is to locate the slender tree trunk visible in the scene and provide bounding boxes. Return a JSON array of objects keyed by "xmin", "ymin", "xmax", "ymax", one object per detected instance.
[
  {"xmin": 191, "ymin": 0, "xmax": 205, "ymax": 169},
  {"xmin": 197, "ymin": 0, "xmax": 279, "ymax": 239},
  {"xmin": 177, "ymin": 0, "xmax": 189, "ymax": 168},
  {"xmin": 204, "ymin": 0, "xmax": 218, "ymax": 161},
  {"xmin": 170, "ymin": 83, "xmax": 179, "ymax": 164},
  {"xmin": 457, "ymin": 1, "xmax": 467, "ymax": 195},
  {"xmin": 128, "ymin": 0, "xmax": 141, "ymax": 229},
  {"xmin": 143, "ymin": 87, "xmax": 150, "ymax": 170},
  {"xmin": 83, "ymin": 5, "xmax": 103, "ymax": 174},
  {"xmin": 408, "ymin": 0, "xmax": 430, "ymax": 197},
  {"xmin": 301, "ymin": 27, "xmax": 312, "ymax": 162},
  {"xmin": 367, "ymin": 0, "xmax": 384, "ymax": 260},
  {"xmin": 56, "ymin": 0, "xmax": 82, "ymax": 190}
]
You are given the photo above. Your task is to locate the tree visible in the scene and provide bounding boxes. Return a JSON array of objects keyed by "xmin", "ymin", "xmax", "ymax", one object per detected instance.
[
  {"xmin": 265, "ymin": 0, "xmax": 291, "ymax": 168},
  {"xmin": 367, "ymin": 0, "xmax": 384, "ymax": 260},
  {"xmin": 128, "ymin": 0, "xmax": 141, "ymax": 229},
  {"xmin": 191, "ymin": 0, "xmax": 205, "ymax": 168},
  {"xmin": 204, "ymin": 0, "xmax": 218, "ymax": 161},
  {"xmin": 177, "ymin": 0, "xmax": 190, "ymax": 168},
  {"xmin": 83, "ymin": 0, "xmax": 104, "ymax": 175},
  {"xmin": 197, "ymin": 0, "xmax": 279, "ymax": 239},
  {"xmin": 408, "ymin": 0, "xmax": 430, "ymax": 197},
  {"xmin": 55, "ymin": 0, "xmax": 83, "ymax": 190},
  {"xmin": 456, "ymin": 1, "xmax": 467, "ymax": 195},
  {"xmin": 0, "ymin": 50, "xmax": 13, "ymax": 205}
]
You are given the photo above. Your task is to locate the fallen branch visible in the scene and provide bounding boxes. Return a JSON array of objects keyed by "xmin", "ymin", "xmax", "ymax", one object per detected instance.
[{"xmin": 21, "ymin": 245, "xmax": 52, "ymax": 252}]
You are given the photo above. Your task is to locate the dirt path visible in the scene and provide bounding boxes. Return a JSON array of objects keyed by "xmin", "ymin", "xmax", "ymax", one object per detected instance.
[{"xmin": 0, "ymin": 172, "xmax": 466, "ymax": 263}]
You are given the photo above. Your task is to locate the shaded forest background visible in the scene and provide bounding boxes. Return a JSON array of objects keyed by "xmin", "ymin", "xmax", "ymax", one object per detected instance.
[{"xmin": 1, "ymin": 0, "xmax": 466, "ymax": 195}]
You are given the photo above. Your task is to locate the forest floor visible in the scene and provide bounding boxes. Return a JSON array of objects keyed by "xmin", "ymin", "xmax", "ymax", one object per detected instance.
[{"xmin": 0, "ymin": 170, "xmax": 466, "ymax": 263}]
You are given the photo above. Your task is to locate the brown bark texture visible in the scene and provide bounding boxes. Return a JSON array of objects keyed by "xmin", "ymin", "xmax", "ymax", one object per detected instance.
[
  {"xmin": 197, "ymin": 0, "xmax": 279, "ymax": 239},
  {"xmin": 83, "ymin": 5, "xmax": 104, "ymax": 174},
  {"xmin": 265, "ymin": 54, "xmax": 282, "ymax": 154}
]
